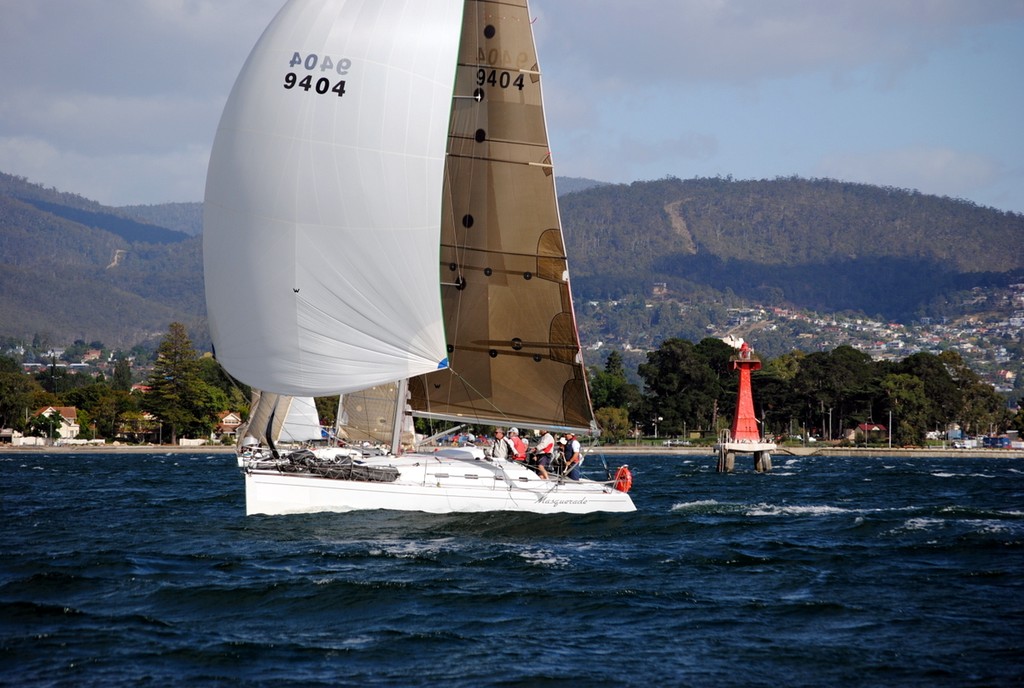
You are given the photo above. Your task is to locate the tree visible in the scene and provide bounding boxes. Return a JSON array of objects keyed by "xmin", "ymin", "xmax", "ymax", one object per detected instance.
[
  {"xmin": 27, "ymin": 408, "xmax": 62, "ymax": 440},
  {"xmin": 939, "ymin": 351, "xmax": 1011, "ymax": 435},
  {"xmin": 638, "ymin": 338, "xmax": 723, "ymax": 435},
  {"xmin": 64, "ymin": 383, "xmax": 138, "ymax": 440},
  {"xmin": 141, "ymin": 323, "xmax": 214, "ymax": 444},
  {"xmin": 594, "ymin": 406, "xmax": 630, "ymax": 444},
  {"xmin": 880, "ymin": 373, "xmax": 928, "ymax": 445},
  {"xmin": 197, "ymin": 355, "xmax": 248, "ymax": 411},
  {"xmin": 788, "ymin": 346, "xmax": 879, "ymax": 438},
  {"xmin": 894, "ymin": 352, "xmax": 960, "ymax": 433},
  {"xmin": 111, "ymin": 358, "xmax": 133, "ymax": 391},
  {"xmin": 588, "ymin": 349, "xmax": 641, "ymax": 412},
  {"xmin": 0, "ymin": 365, "xmax": 44, "ymax": 431}
]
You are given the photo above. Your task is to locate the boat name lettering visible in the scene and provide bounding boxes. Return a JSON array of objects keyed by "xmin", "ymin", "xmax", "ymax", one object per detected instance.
[
  {"xmin": 537, "ymin": 496, "xmax": 589, "ymax": 506},
  {"xmin": 289, "ymin": 52, "xmax": 351, "ymax": 75},
  {"xmin": 476, "ymin": 68, "xmax": 525, "ymax": 91},
  {"xmin": 283, "ymin": 73, "xmax": 347, "ymax": 97}
]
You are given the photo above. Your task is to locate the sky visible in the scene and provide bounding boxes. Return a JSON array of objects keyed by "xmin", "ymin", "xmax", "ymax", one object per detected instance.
[{"xmin": 1, "ymin": 0, "xmax": 1022, "ymax": 213}]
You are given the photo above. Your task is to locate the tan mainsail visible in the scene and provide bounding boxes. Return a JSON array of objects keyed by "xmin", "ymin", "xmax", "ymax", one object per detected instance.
[
  {"xmin": 337, "ymin": 382, "xmax": 414, "ymax": 449},
  {"xmin": 410, "ymin": 0, "xmax": 593, "ymax": 433}
]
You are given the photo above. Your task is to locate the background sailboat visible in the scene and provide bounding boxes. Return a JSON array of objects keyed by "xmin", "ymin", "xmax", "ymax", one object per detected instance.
[
  {"xmin": 238, "ymin": 391, "xmax": 325, "ymax": 465},
  {"xmin": 204, "ymin": 0, "xmax": 634, "ymax": 515}
]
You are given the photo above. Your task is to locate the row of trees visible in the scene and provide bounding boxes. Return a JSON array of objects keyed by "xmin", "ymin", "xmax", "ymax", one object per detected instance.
[
  {"xmin": 0, "ymin": 323, "xmax": 246, "ymax": 443},
  {"xmin": 1, "ymin": 323, "xmax": 1019, "ymax": 447},
  {"xmin": 588, "ymin": 339, "xmax": 1020, "ymax": 445}
]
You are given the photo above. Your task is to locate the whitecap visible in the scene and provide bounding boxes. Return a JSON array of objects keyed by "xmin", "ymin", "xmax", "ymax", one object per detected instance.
[
  {"xmin": 520, "ymin": 548, "xmax": 570, "ymax": 568},
  {"xmin": 898, "ymin": 517, "xmax": 945, "ymax": 532},
  {"xmin": 970, "ymin": 520, "xmax": 1011, "ymax": 534},
  {"xmin": 671, "ymin": 499, "xmax": 720, "ymax": 511},
  {"xmin": 746, "ymin": 503, "xmax": 852, "ymax": 517}
]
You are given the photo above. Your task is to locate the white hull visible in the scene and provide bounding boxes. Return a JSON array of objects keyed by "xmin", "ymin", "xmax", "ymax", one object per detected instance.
[{"xmin": 243, "ymin": 448, "xmax": 635, "ymax": 515}]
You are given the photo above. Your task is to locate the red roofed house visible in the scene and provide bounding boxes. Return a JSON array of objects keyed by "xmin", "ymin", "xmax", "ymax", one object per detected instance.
[
  {"xmin": 215, "ymin": 411, "xmax": 243, "ymax": 442},
  {"xmin": 845, "ymin": 422, "xmax": 888, "ymax": 443},
  {"xmin": 33, "ymin": 406, "xmax": 81, "ymax": 440}
]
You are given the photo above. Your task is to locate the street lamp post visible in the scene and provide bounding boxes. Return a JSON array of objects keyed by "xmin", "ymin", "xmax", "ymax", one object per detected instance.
[{"xmin": 652, "ymin": 416, "xmax": 663, "ymax": 440}]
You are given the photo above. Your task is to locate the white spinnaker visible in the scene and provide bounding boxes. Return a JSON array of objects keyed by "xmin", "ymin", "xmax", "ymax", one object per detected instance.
[{"xmin": 204, "ymin": 0, "xmax": 462, "ymax": 396}]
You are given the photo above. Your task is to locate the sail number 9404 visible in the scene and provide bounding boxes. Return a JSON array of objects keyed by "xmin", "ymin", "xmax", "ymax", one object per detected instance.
[
  {"xmin": 284, "ymin": 72, "xmax": 346, "ymax": 96},
  {"xmin": 284, "ymin": 52, "xmax": 351, "ymax": 96},
  {"xmin": 476, "ymin": 68, "xmax": 525, "ymax": 90},
  {"xmin": 290, "ymin": 52, "xmax": 350, "ymax": 74}
]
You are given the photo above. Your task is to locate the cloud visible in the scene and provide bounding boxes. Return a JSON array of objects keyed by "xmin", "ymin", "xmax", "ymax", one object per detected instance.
[
  {"xmin": 1, "ymin": 0, "xmax": 1021, "ymax": 212},
  {"xmin": 0, "ymin": 0, "xmax": 282, "ymax": 205},
  {"xmin": 534, "ymin": 0, "xmax": 1024, "ymax": 85},
  {"xmin": 816, "ymin": 147, "xmax": 1004, "ymax": 201},
  {"xmin": 0, "ymin": 135, "xmax": 210, "ymax": 205}
]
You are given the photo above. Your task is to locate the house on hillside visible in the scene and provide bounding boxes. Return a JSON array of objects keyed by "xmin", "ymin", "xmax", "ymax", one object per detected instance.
[
  {"xmin": 845, "ymin": 422, "xmax": 888, "ymax": 443},
  {"xmin": 33, "ymin": 406, "xmax": 81, "ymax": 441},
  {"xmin": 214, "ymin": 411, "xmax": 243, "ymax": 443}
]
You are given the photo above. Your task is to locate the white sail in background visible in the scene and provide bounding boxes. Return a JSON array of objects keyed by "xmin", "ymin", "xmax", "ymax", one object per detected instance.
[
  {"xmin": 279, "ymin": 396, "xmax": 323, "ymax": 443},
  {"xmin": 204, "ymin": 0, "xmax": 462, "ymax": 396},
  {"xmin": 239, "ymin": 391, "xmax": 322, "ymax": 447}
]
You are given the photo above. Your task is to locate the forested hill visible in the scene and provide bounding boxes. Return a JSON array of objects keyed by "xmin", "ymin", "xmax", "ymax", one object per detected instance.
[
  {"xmin": 1, "ymin": 170, "xmax": 1022, "ymax": 350},
  {"xmin": 560, "ymin": 176, "xmax": 1024, "ymax": 321},
  {"xmin": 0, "ymin": 172, "xmax": 204, "ymax": 350},
  {"xmin": 0, "ymin": 173, "xmax": 191, "ymax": 244}
]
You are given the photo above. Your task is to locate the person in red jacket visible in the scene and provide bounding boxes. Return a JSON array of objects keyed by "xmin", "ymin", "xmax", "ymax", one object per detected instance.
[{"xmin": 508, "ymin": 427, "xmax": 527, "ymax": 462}]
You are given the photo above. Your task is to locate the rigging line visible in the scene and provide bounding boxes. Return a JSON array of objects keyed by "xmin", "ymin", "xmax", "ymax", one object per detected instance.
[
  {"xmin": 430, "ymin": 365, "xmax": 520, "ymax": 428},
  {"xmin": 447, "ymin": 152, "xmax": 552, "ymax": 168},
  {"xmin": 438, "ymin": 243, "xmax": 567, "ymax": 261}
]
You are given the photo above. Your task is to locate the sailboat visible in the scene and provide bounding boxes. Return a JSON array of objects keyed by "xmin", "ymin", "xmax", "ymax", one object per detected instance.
[
  {"xmin": 236, "ymin": 391, "xmax": 326, "ymax": 467},
  {"xmin": 203, "ymin": 0, "xmax": 635, "ymax": 515}
]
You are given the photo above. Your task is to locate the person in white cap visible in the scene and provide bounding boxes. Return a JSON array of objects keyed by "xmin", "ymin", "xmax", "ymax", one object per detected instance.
[{"xmin": 508, "ymin": 427, "xmax": 527, "ymax": 462}]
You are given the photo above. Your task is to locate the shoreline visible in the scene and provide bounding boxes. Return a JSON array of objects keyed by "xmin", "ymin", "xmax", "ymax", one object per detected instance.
[
  {"xmin": 1, "ymin": 444, "xmax": 1021, "ymax": 459},
  {"xmin": 593, "ymin": 445, "xmax": 1024, "ymax": 459}
]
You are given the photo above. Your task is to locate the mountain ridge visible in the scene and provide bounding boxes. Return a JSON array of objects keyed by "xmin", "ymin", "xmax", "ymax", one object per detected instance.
[{"xmin": 1, "ymin": 171, "xmax": 1021, "ymax": 352}]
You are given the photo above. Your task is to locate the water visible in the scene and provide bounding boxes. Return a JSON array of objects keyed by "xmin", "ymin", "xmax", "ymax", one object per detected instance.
[{"xmin": 2, "ymin": 451, "xmax": 1022, "ymax": 687}]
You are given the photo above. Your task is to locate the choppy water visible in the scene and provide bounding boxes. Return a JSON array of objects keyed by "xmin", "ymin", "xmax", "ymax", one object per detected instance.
[{"xmin": 1, "ymin": 451, "xmax": 1022, "ymax": 687}]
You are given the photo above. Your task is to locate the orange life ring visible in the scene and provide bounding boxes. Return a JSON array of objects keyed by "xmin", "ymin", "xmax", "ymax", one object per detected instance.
[{"xmin": 612, "ymin": 465, "xmax": 632, "ymax": 493}]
